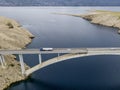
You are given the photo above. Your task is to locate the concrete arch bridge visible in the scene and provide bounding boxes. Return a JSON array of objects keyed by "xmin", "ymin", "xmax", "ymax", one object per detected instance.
[{"xmin": 0, "ymin": 48, "xmax": 120, "ymax": 76}]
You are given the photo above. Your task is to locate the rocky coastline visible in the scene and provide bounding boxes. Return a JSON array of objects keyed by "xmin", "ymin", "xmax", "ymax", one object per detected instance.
[
  {"xmin": 0, "ymin": 16, "xmax": 34, "ymax": 90},
  {"xmin": 72, "ymin": 10, "xmax": 120, "ymax": 34}
]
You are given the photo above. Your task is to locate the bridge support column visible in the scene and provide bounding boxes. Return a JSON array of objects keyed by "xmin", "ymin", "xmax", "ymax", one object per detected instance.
[
  {"xmin": 38, "ymin": 54, "xmax": 42, "ymax": 64},
  {"xmin": 1, "ymin": 55, "xmax": 7, "ymax": 66},
  {"xmin": 0, "ymin": 55, "xmax": 5, "ymax": 68},
  {"xmin": 58, "ymin": 53, "xmax": 60, "ymax": 57},
  {"xmin": 0, "ymin": 55, "xmax": 6, "ymax": 68},
  {"xmin": 19, "ymin": 54, "xmax": 25, "ymax": 75},
  {"xmin": 57, "ymin": 53, "xmax": 60, "ymax": 60}
]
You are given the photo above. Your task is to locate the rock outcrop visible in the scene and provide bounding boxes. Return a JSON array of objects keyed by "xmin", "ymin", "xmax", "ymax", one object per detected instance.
[{"xmin": 0, "ymin": 16, "xmax": 33, "ymax": 90}]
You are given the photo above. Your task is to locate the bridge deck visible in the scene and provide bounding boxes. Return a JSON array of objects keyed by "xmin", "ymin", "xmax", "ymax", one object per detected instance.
[{"xmin": 0, "ymin": 48, "xmax": 120, "ymax": 54}]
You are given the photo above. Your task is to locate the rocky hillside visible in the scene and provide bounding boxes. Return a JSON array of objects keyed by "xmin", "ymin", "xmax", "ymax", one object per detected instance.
[
  {"xmin": 0, "ymin": 16, "xmax": 33, "ymax": 90},
  {"xmin": 0, "ymin": 0, "xmax": 120, "ymax": 6},
  {"xmin": 0, "ymin": 16, "xmax": 34, "ymax": 49}
]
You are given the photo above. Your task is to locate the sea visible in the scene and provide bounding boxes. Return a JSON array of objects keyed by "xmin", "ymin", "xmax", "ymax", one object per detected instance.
[{"xmin": 1, "ymin": 6, "xmax": 120, "ymax": 90}]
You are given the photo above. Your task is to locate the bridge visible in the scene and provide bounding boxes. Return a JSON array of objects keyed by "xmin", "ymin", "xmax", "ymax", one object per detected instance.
[{"xmin": 0, "ymin": 48, "xmax": 120, "ymax": 77}]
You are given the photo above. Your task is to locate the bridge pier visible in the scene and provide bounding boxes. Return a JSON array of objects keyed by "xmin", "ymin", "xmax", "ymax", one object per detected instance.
[
  {"xmin": 1, "ymin": 55, "xmax": 7, "ymax": 66},
  {"xmin": 57, "ymin": 53, "xmax": 60, "ymax": 60},
  {"xmin": 38, "ymin": 54, "xmax": 42, "ymax": 64},
  {"xmin": 19, "ymin": 54, "xmax": 25, "ymax": 75},
  {"xmin": 0, "ymin": 55, "xmax": 6, "ymax": 68},
  {"xmin": 58, "ymin": 53, "xmax": 60, "ymax": 57}
]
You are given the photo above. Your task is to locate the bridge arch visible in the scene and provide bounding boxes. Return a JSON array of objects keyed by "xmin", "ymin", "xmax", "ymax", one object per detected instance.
[{"xmin": 25, "ymin": 53, "xmax": 120, "ymax": 76}]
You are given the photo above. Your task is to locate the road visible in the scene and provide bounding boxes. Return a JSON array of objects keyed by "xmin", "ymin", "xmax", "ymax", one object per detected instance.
[{"xmin": 0, "ymin": 48, "xmax": 120, "ymax": 54}]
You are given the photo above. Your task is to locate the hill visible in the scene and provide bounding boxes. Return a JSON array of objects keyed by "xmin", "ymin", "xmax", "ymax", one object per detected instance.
[{"xmin": 0, "ymin": 0, "xmax": 120, "ymax": 6}]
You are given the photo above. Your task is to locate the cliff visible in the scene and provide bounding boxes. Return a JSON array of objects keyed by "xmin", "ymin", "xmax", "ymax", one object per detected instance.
[
  {"xmin": 72, "ymin": 10, "xmax": 120, "ymax": 33},
  {"xmin": 0, "ymin": 16, "xmax": 34, "ymax": 90}
]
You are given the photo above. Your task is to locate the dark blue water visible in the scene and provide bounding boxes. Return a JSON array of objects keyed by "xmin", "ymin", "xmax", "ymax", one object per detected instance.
[{"xmin": 2, "ymin": 7, "xmax": 120, "ymax": 90}]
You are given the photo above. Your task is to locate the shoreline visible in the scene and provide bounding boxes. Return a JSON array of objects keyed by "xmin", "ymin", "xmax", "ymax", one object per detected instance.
[
  {"xmin": 57, "ymin": 10, "xmax": 120, "ymax": 34},
  {"xmin": 71, "ymin": 10, "xmax": 120, "ymax": 34},
  {"xmin": 4, "ymin": 75, "xmax": 32, "ymax": 90},
  {"xmin": 0, "ymin": 16, "xmax": 34, "ymax": 90}
]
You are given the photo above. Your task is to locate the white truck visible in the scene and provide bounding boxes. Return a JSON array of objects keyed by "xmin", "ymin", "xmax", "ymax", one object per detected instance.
[{"xmin": 40, "ymin": 48, "xmax": 53, "ymax": 51}]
